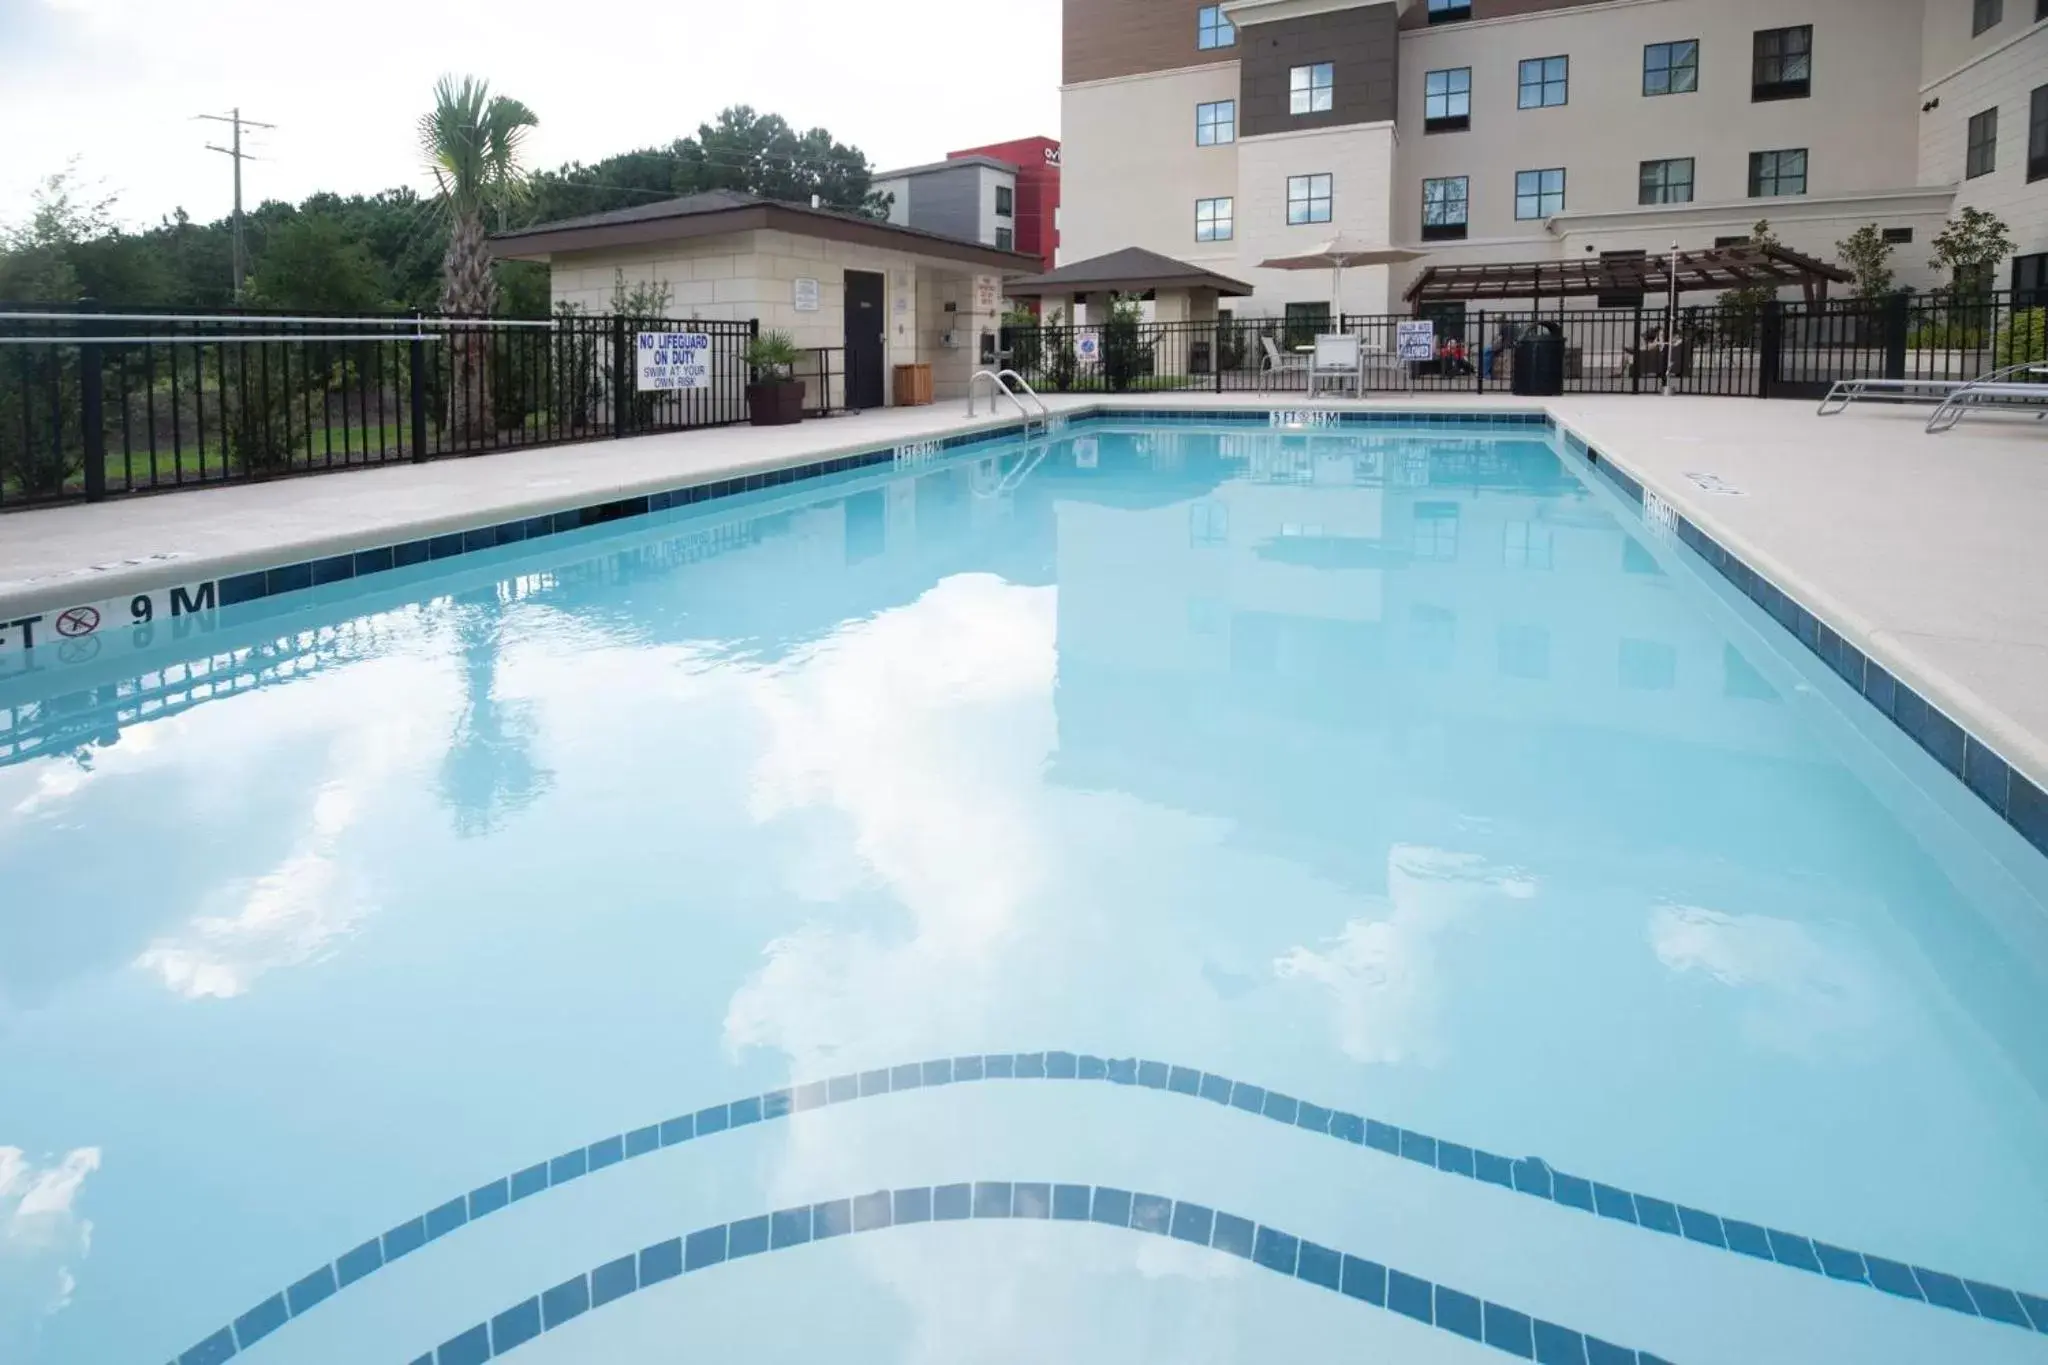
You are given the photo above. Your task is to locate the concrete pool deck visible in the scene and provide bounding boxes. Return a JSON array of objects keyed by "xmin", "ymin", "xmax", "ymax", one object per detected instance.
[{"xmin": 2, "ymin": 390, "xmax": 2045, "ymax": 792}]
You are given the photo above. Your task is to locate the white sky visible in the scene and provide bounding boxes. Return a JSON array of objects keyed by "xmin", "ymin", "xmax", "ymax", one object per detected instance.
[{"xmin": 0, "ymin": 0, "xmax": 1063, "ymax": 231}]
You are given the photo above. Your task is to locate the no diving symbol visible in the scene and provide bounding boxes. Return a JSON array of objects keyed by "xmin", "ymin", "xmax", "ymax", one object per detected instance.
[{"xmin": 55, "ymin": 606, "xmax": 101, "ymax": 639}]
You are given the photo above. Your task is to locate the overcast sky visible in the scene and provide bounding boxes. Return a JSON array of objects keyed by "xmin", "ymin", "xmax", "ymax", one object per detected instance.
[{"xmin": 0, "ymin": 0, "xmax": 1063, "ymax": 231}]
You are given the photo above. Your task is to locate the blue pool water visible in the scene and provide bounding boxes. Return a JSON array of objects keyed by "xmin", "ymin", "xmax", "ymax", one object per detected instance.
[{"xmin": 2, "ymin": 419, "xmax": 2046, "ymax": 1365}]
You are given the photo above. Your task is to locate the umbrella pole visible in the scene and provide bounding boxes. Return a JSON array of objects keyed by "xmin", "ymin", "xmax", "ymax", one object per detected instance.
[{"xmin": 1332, "ymin": 263, "xmax": 1343, "ymax": 333}]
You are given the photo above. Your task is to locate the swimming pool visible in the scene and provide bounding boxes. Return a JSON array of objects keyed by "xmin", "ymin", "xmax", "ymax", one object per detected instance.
[{"xmin": 2, "ymin": 416, "xmax": 2046, "ymax": 1365}]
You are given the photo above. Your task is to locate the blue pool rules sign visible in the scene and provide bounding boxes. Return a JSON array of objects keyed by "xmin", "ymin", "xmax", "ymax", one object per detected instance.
[{"xmin": 636, "ymin": 332, "xmax": 713, "ymax": 391}]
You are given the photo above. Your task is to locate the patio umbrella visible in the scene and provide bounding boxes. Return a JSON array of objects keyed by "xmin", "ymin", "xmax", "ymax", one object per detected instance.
[{"xmin": 1258, "ymin": 236, "xmax": 1427, "ymax": 329}]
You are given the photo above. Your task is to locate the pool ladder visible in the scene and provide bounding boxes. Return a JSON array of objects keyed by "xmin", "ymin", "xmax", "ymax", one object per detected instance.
[{"xmin": 968, "ymin": 368, "xmax": 1051, "ymax": 436}]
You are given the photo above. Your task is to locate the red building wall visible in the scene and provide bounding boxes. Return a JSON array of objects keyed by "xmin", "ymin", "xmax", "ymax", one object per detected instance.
[{"xmin": 949, "ymin": 136, "xmax": 1061, "ymax": 273}]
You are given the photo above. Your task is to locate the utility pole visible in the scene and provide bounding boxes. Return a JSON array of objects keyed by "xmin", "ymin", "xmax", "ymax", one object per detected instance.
[{"xmin": 199, "ymin": 108, "xmax": 274, "ymax": 299}]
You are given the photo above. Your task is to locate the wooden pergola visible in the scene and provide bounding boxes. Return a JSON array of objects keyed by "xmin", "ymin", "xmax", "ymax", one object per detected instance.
[{"xmin": 1403, "ymin": 245, "xmax": 1852, "ymax": 305}]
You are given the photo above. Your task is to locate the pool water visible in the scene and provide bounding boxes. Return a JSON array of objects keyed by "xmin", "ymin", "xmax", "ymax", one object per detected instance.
[{"xmin": 2, "ymin": 420, "xmax": 2046, "ymax": 1365}]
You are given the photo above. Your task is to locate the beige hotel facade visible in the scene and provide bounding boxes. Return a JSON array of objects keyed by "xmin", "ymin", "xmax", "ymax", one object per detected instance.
[{"xmin": 1059, "ymin": 0, "xmax": 2048, "ymax": 322}]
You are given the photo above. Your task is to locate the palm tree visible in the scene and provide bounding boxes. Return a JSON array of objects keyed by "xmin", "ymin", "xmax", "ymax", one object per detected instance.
[{"xmin": 418, "ymin": 75, "xmax": 537, "ymax": 441}]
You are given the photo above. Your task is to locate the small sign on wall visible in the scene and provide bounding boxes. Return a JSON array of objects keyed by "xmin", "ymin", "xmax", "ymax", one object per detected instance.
[
  {"xmin": 635, "ymin": 332, "xmax": 713, "ymax": 391},
  {"xmin": 793, "ymin": 278, "xmax": 820, "ymax": 312},
  {"xmin": 975, "ymin": 275, "xmax": 999, "ymax": 312}
]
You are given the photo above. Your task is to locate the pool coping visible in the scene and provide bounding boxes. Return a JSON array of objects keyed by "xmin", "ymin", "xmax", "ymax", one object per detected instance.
[{"xmin": 1, "ymin": 399, "xmax": 2042, "ymax": 865}]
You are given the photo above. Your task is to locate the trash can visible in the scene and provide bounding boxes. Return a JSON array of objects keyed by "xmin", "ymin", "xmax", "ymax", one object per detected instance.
[{"xmin": 1512, "ymin": 322, "xmax": 1566, "ymax": 396}]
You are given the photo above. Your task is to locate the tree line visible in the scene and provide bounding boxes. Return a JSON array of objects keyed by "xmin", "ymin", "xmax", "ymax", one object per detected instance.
[{"xmin": 0, "ymin": 102, "xmax": 887, "ymax": 319}]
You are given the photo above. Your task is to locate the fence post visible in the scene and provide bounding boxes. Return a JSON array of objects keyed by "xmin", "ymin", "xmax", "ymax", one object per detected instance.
[
  {"xmin": 1757, "ymin": 300, "xmax": 1784, "ymax": 400},
  {"xmin": 1215, "ymin": 321, "xmax": 1225, "ymax": 394},
  {"xmin": 1474, "ymin": 310, "xmax": 1486, "ymax": 394},
  {"xmin": 1881, "ymin": 292, "xmax": 1909, "ymax": 380},
  {"xmin": 408, "ymin": 332, "xmax": 428, "ymax": 463},
  {"xmin": 611, "ymin": 315, "xmax": 630, "ymax": 438},
  {"xmin": 80, "ymin": 334, "xmax": 107, "ymax": 502}
]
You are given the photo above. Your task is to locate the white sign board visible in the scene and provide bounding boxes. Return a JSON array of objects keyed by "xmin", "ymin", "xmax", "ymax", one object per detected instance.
[
  {"xmin": 635, "ymin": 332, "xmax": 713, "ymax": 391},
  {"xmin": 1076, "ymin": 334, "xmax": 1102, "ymax": 364},
  {"xmin": 1396, "ymin": 320, "xmax": 1437, "ymax": 361},
  {"xmin": 793, "ymin": 278, "xmax": 820, "ymax": 312}
]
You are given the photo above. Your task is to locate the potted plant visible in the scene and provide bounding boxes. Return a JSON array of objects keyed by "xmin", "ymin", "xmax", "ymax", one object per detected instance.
[{"xmin": 742, "ymin": 330, "xmax": 805, "ymax": 426}]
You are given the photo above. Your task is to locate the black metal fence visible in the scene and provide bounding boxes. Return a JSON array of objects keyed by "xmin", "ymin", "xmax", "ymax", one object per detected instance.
[
  {"xmin": 0, "ymin": 306, "xmax": 759, "ymax": 510},
  {"xmin": 1000, "ymin": 291, "xmax": 2045, "ymax": 403}
]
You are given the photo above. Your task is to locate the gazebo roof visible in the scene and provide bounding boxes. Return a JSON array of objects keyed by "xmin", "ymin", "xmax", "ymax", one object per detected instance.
[
  {"xmin": 1402, "ymin": 244, "xmax": 1852, "ymax": 303},
  {"xmin": 1007, "ymin": 247, "xmax": 1255, "ymax": 298}
]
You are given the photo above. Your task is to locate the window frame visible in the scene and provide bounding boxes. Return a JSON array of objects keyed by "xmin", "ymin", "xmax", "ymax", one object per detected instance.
[
  {"xmin": 1195, "ymin": 99, "xmax": 1237, "ymax": 146},
  {"xmin": 1195, "ymin": 196, "xmax": 1235, "ymax": 243},
  {"xmin": 994, "ymin": 185, "xmax": 1014, "ymax": 218},
  {"xmin": 1427, "ymin": 0, "xmax": 1473, "ymax": 23},
  {"xmin": 1290, "ymin": 62, "xmax": 1336, "ymax": 116},
  {"xmin": 1286, "ymin": 173, "xmax": 1334, "ymax": 225},
  {"xmin": 1517, "ymin": 55, "xmax": 1569, "ymax": 109},
  {"xmin": 1421, "ymin": 176, "xmax": 1470, "ymax": 240},
  {"xmin": 1752, "ymin": 25, "xmax": 1812, "ymax": 101},
  {"xmin": 1514, "ymin": 167, "xmax": 1566, "ymax": 220},
  {"xmin": 1748, "ymin": 147, "xmax": 1809, "ymax": 197},
  {"xmin": 1282, "ymin": 302, "xmax": 1332, "ymax": 349},
  {"xmin": 1966, "ymin": 107, "xmax": 1999, "ymax": 179},
  {"xmin": 1973, "ymin": 0, "xmax": 2003, "ymax": 36},
  {"xmin": 1638, "ymin": 157, "xmax": 1696, "ymax": 205},
  {"xmin": 1642, "ymin": 40, "xmax": 1699, "ymax": 96},
  {"xmin": 2029, "ymin": 83, "xmax": 2048, "ymax": 183},
  {"xmin": 1424, "ymin": 66, "xmax": 1472, "ymax": 133},
  {"xmin": 1196, "ymin": 4, "xmax": 1235, "ymax": 50},
  {"xmin": 2013, "ymin": 251, "xmax": 2047, "ymax": 307},
  {"xmin": 994, "ymin": 226, "xmax": 1015, "ymax": 253}
]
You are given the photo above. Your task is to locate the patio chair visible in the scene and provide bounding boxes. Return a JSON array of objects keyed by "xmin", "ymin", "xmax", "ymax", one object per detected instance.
[
  {"xmin": 1261, "ymin": 335, "xmax": 1309, "ymax": 386},
  {"xmin": 1307, "ymin": 333, "xmax": 1364, "ymax": 397}
]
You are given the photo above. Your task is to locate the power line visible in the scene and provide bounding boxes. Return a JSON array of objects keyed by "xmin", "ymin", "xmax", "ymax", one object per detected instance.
[{"xmin": 198, "ymin": 108, "xmax": 275, "ymax": 299}]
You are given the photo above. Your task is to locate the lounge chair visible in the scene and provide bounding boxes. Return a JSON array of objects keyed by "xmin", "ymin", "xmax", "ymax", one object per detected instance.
[
  {"xmin": 1926, "ymin": 362, "xmax": 2048, "ymax": 433},
  {"xmin": 1820, "ymin": 361, "xmax": 2048, "ymax": 419}
]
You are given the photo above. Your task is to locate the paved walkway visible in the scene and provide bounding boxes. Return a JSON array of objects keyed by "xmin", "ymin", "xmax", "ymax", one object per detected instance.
[{"xmin": 3, "ymin": 391, "xmax": 2044, "ymax": 787}]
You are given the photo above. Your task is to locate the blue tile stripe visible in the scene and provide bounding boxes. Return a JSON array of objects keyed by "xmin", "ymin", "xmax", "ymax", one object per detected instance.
[
  {"xmin": 401, "ymin": 1180, "xmax": 1667, "ymax": 1365},
  {"xmin": 1558, "ymin": 423, "xmax": 2048, "ymax": 864},
  {"xmin": 166, "ymin": 1052, "xmax": 2044, "ymax": 1365}
]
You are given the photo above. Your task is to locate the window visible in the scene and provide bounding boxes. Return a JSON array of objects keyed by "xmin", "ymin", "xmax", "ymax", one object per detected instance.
[
  {"xmin": 1197, "ymin": 4, "xmax": 1234, "ymax": 49},
  {"xmin": 1518, "ymin": 55, "xmax": 1569, "ymax": 108},
  {"xmin": 1291, "ymin": 63, "xmax": 1335, "ymax": 115},
  {"xmin": 1196, "ymin": 100, "xmax": 1237, "ymax": 146},
  {"xmin": 1417, "ymin": 301, "xmax": 1467, "ymax": 341},
  {"xmin": 1195, "ymin": 196, "xmax": 1234, "ymax": 242},
  {"xmin": 1503, "ymin": 522, "xmax": 1554, "ymax": 569},
  {"xmin": 995, "ymin": 226, "xmax": 1014, "ymax": 252},
  {"xmin": 1752, "ymin": 25, "xmax": 1811, "ymax": 100},
  {"xmin": 1643, "ymin": 40, "xmax": 1698, "ymax": 95},
  {"xmin": 1287, "ymin": 173, "xmax": 1333, "ymax": 225},
  {"xmin": 1639, "ymin": 157, "xmax": 1695, "ymax": 204},
  {"xmin": 1974, "ymin": 0, "xmax": 2003, "ymax": 35},
  {"xmin": 1283, "ymin": 302, "xmax": 1331, "ymax": 348},
  {"xmin": 1422, "ymin": 176, "xmax": 1469, "ymax": 239},
  {"xmin": 1748, "ymin": 148, "xmax": 1808, "ymax": 197},
  {"xmin": 1425, "ymin": 67, "xmax": 1472, "ymax": 132},
  {"xmin": 2030, "ymin": 84, "xmax": 2047, "ymax": 181},
  {"xmin": 1714, "ymin": 234, "xmax": 1751, "ymax": 247},
  {"xmin": 1427, "ymin": 0, "xmax": 1473, "ymax": 20},
  {"xmin": 995, "ymin": 185, "xmax": 1013, "ymax": 217},
  {"xmin": 2014, "ymin": 252, "xmax": 2047, "ymax": 306},
  {"xmin": 1967, "ymin": 108, "xmax": 1999, "ymax": 178},
  {"xmin": 1515, "ymin": 168, "xmax": 1566, "ymax": 219},
  {"xmin": 1413, "ymin": 504, "xmax": 1460, "ymax": 561}
]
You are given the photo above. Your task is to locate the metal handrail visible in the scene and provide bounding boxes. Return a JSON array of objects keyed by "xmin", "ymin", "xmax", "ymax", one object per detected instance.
[{"xmin": 994, "ymin": 368, "xmax": 1051, "ymax": 423}]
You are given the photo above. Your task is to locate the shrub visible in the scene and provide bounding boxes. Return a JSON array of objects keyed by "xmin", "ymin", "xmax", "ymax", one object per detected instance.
[
  {"xmin": 1100, "ymin": 297, "xmax": 1145, "ymax": 392},
  {"xmin": 1995, "ymin": 308, "xmax": 2046, "ymax": 368}
]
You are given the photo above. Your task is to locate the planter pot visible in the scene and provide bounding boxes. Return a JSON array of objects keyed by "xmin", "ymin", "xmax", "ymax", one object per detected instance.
[{"xmin": 746, "ymin": 379, "xmax": 805, "ymax": 426}]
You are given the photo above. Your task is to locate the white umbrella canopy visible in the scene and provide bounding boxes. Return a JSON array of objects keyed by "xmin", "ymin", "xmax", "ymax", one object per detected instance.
[{"xmin": 1258, "ymin": 236, "xmax": 1428, "ymax": 329}]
